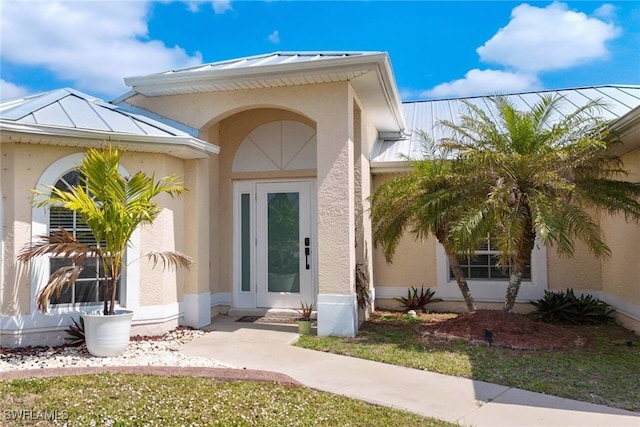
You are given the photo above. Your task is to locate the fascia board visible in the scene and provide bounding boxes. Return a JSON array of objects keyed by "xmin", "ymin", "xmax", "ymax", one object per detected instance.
[
  {"xmin": 608, "ymin": 106, "xmax": 640, "ymax": 155},
  {"xmin": 375, "ymin": 58, "xmax": 407, "ymax": 132},
  {"xmin": 610, "ymin": 105, "xmax": 640, "ymax": 135},
  {"xmin": 0, "ymin": 121, "xmax": 220, "ymax": 157}
]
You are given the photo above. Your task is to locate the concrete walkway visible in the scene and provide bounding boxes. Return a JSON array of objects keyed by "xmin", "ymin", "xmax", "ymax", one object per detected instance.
[{"xmin": 180, "ymin": 315, "xmax": 640, "ymax": 427}]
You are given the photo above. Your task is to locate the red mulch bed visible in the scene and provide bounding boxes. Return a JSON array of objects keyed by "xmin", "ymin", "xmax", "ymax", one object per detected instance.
[{"xmin": 419, "ymin": 310, "xmax": 589, "ymax": 350}]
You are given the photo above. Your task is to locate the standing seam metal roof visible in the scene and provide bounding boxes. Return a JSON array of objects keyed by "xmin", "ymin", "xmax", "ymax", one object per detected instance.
[
  {"xmin": 151, "ymin": 51, "xmax": 383, "ymax": 76},
  {"xmin": 370, "ymin": 85, "xmax": 640, "ymax": 165},
  {"xmin": 0, "ymin": 88, "xmax": 198, "ymax": 138}
]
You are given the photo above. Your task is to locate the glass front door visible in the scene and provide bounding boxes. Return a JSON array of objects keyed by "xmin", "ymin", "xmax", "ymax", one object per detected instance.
[{"xmin": 256, "ymin": 181, "xmax": 313, "ymax": 308}]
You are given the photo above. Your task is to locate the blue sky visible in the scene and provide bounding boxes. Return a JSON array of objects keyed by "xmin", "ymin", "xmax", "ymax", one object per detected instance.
[{"xmin": 1, "ymin": 1, "xmax": 638, "ymax": 102}]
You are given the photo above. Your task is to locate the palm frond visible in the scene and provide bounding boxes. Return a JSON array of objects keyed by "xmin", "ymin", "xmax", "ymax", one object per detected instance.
[
  {"xmin": 145, "ymin": 251, "xmax": 195, "ymax": 270},
  {"xmin": 36, "ymin": 266, "xmax": 83, "ymax": 313},
  {"xmin": 18, "ymin": 228, "xmax": 100, "ymax": 263}
]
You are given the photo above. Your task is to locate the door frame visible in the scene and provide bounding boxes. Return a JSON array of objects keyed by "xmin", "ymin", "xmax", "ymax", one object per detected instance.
[{"xmin": 232, "ymin": 179, "xmax": 317, "ymax": 310}]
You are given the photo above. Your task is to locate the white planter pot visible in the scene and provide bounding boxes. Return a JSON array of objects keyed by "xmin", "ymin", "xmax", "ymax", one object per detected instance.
[{"xmin": 81, "ymin": 310, "xmax": 134, "ymax": 357}]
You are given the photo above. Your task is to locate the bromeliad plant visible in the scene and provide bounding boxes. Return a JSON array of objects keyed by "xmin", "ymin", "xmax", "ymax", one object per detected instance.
[
  {"xmin": 530, "ymin": 289, "xmax": 614, "ymax": 324},
  {"xmin": 395, "ymin": 286, "xmax": 442, "ymax": 312},
  {"xmin": 65, "ymin": 317, "xmax": 86, "ymax": 346},
  {"xmin": 19, "ymin": 146, "xmax": 194, "ymax": 315}
]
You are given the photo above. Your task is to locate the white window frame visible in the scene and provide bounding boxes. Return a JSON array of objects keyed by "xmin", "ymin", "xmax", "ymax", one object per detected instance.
[
  {"xmin": 48, "ymin": 171, "xmax": 119, "ymax": 307},
  {"xmin": 31, "ymin": 153, "xmax": 140, "ymax": 314},
  {"xmin": 453, "ymin": 237, "xmax": 532, "ymax": 282},
  {"xmin": 436, "ymin": 239, "xmax": 547, "ymax": 302}
]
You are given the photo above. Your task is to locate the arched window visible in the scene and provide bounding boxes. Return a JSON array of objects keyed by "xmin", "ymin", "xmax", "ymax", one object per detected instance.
[{"xmin": 48, "ymin": 170, "xmax": 120, "ymax": 305}]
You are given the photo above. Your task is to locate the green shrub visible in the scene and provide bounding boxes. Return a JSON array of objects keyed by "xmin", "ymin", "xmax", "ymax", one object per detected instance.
[
  {"xmin": 395, "ymin": 286, "xmax": 442, "ymax": 312},
  {"xmin": 530, "ymin": 289, "xmax": 614, "ymax": 324}
]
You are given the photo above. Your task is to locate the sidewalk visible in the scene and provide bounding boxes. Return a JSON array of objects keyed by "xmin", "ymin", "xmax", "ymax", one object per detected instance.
[{"xmin": 180, "ymin": 315, "xmax": 640, "ymax": 427}]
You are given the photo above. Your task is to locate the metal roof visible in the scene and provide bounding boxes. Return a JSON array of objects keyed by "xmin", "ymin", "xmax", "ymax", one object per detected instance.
[
  {"xmin": 122, "ymin": 51, "xmax": 406, "ymax": 133},
  {"xmin": 370, "ymin": 85, "xmax": 640, "ymax": 170},
  {"xmin": 0, "ymin": 88, "xmax": 218, "ymax": 159},
  {"xmin": 153, "ymin": 51, "xmax": 382, "ymax": 76}
]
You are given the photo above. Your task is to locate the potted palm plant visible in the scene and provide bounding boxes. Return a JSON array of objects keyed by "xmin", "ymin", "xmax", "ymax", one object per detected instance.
[{"xmin": 19, "ymin": 146, "xmax": 193, "ymax": 357}]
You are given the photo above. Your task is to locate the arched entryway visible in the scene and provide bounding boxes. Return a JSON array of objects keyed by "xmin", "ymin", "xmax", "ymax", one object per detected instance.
[{"xmin": 224, "ymin": 114, "xmax": 318, "ymax": 311}]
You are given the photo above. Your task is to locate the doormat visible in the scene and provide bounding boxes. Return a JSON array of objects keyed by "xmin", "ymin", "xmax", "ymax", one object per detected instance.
[{"xmin": 236, "ymin": 316, "xmax": 298, "ymax": 324}]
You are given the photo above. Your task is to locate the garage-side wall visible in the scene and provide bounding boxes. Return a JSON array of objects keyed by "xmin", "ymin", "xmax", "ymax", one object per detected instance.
[
  {"xmin": 600, "ymin": 146, "xmax": 640, "ymax": 332},
  {"xmin": 371, "ymin": 173, "xmax": 438, "ymax": 310}
]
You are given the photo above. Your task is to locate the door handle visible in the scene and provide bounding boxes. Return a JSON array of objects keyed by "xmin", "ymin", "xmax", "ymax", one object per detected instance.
[{"xmin": 304, "ymin": 237, "xmax": 310, "ymax": 270}]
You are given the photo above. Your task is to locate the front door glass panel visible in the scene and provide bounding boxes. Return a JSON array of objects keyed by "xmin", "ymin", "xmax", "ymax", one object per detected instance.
[{"xmin": 267, "ymin": 192, "xmax": 300, "ymax": 293}]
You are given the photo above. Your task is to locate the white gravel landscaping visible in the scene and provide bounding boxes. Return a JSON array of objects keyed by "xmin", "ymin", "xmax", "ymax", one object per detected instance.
[{"xmin": 0, "ymin": 329, "xmax": 232, "ymax": 372}]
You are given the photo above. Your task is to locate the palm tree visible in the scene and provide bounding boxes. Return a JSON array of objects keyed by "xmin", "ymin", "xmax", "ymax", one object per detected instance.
[
  {"xmin": 370, "ymin": 138, "xmax": 489, "ymax": 312},
  {"xmin": 19, "ymin": 146, "xmax": 193, "ymax": 315},
  {"xmin": 439, "ymin": 95, "xmax": 640, "ymax": 312}
]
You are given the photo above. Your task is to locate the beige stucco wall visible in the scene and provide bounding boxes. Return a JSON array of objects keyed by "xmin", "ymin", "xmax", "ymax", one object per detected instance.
[
  {"xmin": 0, "ymin": 143, "xmax": 190, "ymax": 316},
  {"xmin": 1, "ymin": 143, "xmax": 47, "ymax": 316},
  {"xmin": 546, "ymin": 240, "xmax": 602, "ymax": 292},
  {"xmin": 601, "ymin": 147, "xmax": 640, "ymax": 306},
  {"xmin": 370, "ymin": 173, "xmax": 438, "ymax": 289},
  {"xmin": 127, "ymin": 153, "xmax": 187, "ymax": 307}
]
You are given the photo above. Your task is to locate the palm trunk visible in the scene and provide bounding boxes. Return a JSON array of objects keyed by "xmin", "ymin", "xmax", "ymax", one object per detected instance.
[
  {"xmin": 105, "ymin": 260, "xmax": 119, "ymax": 315},
  {"xmin": 504, "ymin": 269, "xmax": 523, "ymax": 313},
  {"xmin": 438, "ymin": 229, "xmax": 477, "ymax": 312},
  {"xmin": 447, "ymin": 251, "xmax": 477, "ymax": 312},
  {"xmin": 504, "ymin": 230, "xmax": 535, "ymax": 313}
]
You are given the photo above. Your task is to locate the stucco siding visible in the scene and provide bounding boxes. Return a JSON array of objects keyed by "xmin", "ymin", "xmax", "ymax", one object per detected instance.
[
  {"xmin": 128, "ymin": 153, "xmax": 187, "ymax": 307},
  {"xmin": 546, "ymin": 240, "xmax": 602, "ymax": 293},
  {"xmin": 601, "ymin": 147, "xmax": 640, "ymax": 306},
  {"xmin": 126, "ymin": 82, "xmax": 344, "ymax": 135},
  {"xmin": 2, "ymin": 144, "xmax": 80, "ymax": 316},
  {"xmin": 371, "ymin": 173, "xmax": 438, "ymax": 290}
]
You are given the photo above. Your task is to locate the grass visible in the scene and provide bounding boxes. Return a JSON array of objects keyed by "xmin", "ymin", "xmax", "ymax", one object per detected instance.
[
  {"xmin": 0, "ymin": 374, "xmax": 456, "ymax": 427},
  {"xmin": 296, "ymin": 312, "xmax": 640, "ymax": 412}
]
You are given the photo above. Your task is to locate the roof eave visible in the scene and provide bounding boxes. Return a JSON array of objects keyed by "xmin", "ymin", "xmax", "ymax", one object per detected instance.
[
  {"xmin": 609, "ymin": 106, "xmax": 640, "ymax": 155},
  {"xmin": 0, "ymin": 121, "xmax": 220, "ymax": 159},
  {"xmin": 124, "ymin": 52, "xmax": 389, "ymax": 88}
]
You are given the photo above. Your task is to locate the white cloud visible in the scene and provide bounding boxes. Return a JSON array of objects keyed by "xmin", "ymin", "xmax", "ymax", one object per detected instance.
[
  {"xmin": 594, "ymin": 4, "xmax": 616, "ymax": 20},
  {"xmin": 477, "ymin": 2, "xmax": 620, "ymax": 72},
  {"xmin": 0, "ymin": 1, "xmax": 202, "ymax": 98},
  {"xmin": 212, "ymin": 0, "xmax": 232, "ymax": 14},
  {"xmin": 268, "ymin": 30, "xmax": 280, "ymax": 44},
  {"xmin": 183, "ymin": 1, "xmax": 232, "ymax": 14},
  {"xmin": 0, "ymin": 79, "xmax": 31, "ymax": 100},
  {"xmin": 422, "ymin": 69, "xmax": 541, "ymax": 99},
  {"xmin": 184, "ymin": 2, "xmax": 202, "ymax": 13}
]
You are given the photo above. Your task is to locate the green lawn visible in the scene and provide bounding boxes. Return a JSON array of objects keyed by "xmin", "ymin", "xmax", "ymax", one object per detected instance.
[
  {"xmin": 297, "ymin": 312, "xmax": 640, "ymax": 412},
  {"xmin": 0, "ymin": 374, "xmax": 456, "ymax": 427}
]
